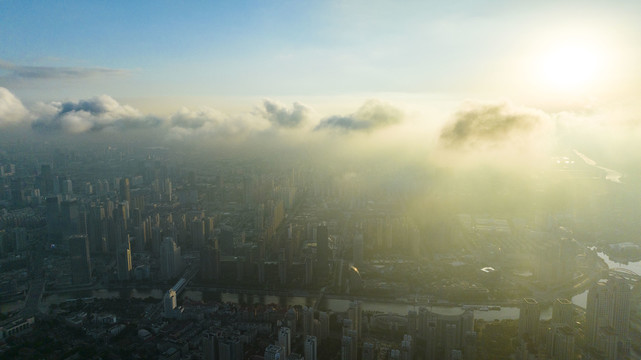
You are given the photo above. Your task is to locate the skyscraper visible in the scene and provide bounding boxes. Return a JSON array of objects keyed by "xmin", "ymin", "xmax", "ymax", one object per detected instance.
[{"xmin": 69, "ymin": 234, "xmax": 91, "ymax": 284}]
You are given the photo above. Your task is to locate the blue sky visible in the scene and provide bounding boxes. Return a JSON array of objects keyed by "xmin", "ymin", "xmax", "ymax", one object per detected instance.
[{"xmin": 1, "ymin": 0, "xmax": 641, "ymax": 115}]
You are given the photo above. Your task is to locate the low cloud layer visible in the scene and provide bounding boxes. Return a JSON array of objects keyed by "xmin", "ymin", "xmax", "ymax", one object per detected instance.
[
  {"xmin": 167, "ymin": 106, "xmax": 265, "ymax": 140},
  {"xmin": 439, "ymin": 101, "xmax": 552, "ymax": 150},
  {"xmin": 258, "ymin": 100, "xmax": 309, "ymax": 128},
  {"xmin": 0, "ymin": 87, "xmax": 29, "ymax": 126},
  {"xmin": 315, "ymin": 100, "xmax": 403, "ymax": 132},
  {"xmin": 0, "ymin": 60, "xmax": 127, "ymax": 80},
  {"xmin": 31, "ymin": 95, "xmax": 159, "ymax": 133}
]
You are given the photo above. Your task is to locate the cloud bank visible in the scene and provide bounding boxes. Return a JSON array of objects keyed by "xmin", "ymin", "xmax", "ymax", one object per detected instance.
[
  {"xmin": 258, "ymin": 100, "xmax": 310, "ymax": 128},
  {"xmin": 167, "ymin": 106, "xmax": 266, "ymax": 140},
  {"xmin": 315, "ymin": 100, "xmax": 403, "ymax": 132},
  {"xmin": 0, "ymin": 87, "xmax": 29, "ymax": 126},
  {"xmin": 31, "ymin": 95, "xmax": 160, "ymax": 133},
  {"xmin": 439, "ymin": 100, "xmax": 552, "ymax": 151}
]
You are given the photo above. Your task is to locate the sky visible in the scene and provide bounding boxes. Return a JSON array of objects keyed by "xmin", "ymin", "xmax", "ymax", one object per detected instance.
[{"xmin": 2, "ymin": 0, "xmax": 641, "ymax": 168}]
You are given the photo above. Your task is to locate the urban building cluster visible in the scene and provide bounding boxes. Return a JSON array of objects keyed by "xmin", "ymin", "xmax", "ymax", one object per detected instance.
[{"xmin": 0, "ymin": 142, "xmax": 639, "ymax": 359}]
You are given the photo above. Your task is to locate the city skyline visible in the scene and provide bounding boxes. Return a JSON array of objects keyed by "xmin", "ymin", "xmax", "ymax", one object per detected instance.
[{"xmin": 2, "ymin": 1, "xmax": 641, "ymax": 359}]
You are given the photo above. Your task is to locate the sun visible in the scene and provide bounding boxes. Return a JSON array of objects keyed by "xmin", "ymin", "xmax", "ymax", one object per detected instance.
[{"xmin": 538, "ymin": 42, "xmax": 604, "ymax": 92}]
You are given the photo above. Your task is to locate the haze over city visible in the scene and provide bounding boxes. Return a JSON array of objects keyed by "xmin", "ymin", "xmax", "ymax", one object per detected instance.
[{"xmin": 1, "ymin": 1, "xmax": 641, "ymax": 359}]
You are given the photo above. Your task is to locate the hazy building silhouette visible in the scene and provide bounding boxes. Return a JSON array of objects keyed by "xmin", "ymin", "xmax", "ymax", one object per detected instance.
[
  {"xmin": 552, "ymin": 298, "xmax": 574, "ymax": 328},
  {"xmin": 116, "ymin": 241, "xmax": 132, "ymax": 281},
  {"xmin": 518, "ymin": 298, "xmax": 540, "ymax": 343},
  {"xmin": 585, "ymin": 276, "xmax": 631, "ymax": 357},
  {"xmin": 202, "ymin": 332, "xmax": 218, "ymax": 360},
  {"xmin": 119, "ymin": 177, "xmax": 130, "ymax": 205},
  {"xmin": 417, "ymin": 308, "xmax": 475, "ymax": 360},
  {"xmin": 316, "ymin": 224, "xmax": 329, "ymax": 280},
  {"xmin": 69, "ymin": 234, "xmax": 91, "ymax": 284},
  {"xmin": 160, "ymin": 236, "xmax": 182, "ymax": 280}
]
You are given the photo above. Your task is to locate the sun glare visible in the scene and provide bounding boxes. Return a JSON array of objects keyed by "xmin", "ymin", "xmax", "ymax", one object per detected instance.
[{"xmin": 538, "ymin": 42, "xmax": 604, "ymax": 92}]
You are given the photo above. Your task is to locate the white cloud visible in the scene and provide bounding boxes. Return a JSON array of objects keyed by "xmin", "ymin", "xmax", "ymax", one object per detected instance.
[{"xmin": 0, "ymin": 87, "xmax": 29, "ymax": 126}]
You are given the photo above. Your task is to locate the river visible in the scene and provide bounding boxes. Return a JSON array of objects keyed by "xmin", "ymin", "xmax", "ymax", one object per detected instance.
[
  {"xmin": 2, "ymin": 252, "xmax": 636, "ymax": 320},
  {"xmin": 572, "ymin": 251, "xmax": 641, "ymax": 308}
]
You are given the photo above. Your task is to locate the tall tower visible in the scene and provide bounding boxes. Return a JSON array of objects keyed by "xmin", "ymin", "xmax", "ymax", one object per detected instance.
[{"xmin": 69, "ymin": 235, "xmax": 91, "ymax": 284}]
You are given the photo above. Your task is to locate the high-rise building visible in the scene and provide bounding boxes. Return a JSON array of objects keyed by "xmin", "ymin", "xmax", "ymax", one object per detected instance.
[
  {"xmin": 316, "ymin": 224, "xmax": 329, "ymax": 279},
  {"xmin": 348, "ymin": 300, "xmax": 362, "ymax": 342},
  {"xmin": 353, "ymin": 232, "xmax": 364, "ymax": 267},
  {"xmin": 305, "ymin": 255, "xmax": 314, "ymax": 285},
  {"xmin": 518, "ymin": 298, "xmax": 540, "ymax": 343},
  {"xmin": 362, "ymin": 342, "xmax": 375, "ymax": 360},
  {"xmin": 585, "ymin": 276, "xmax": 631, "ymax": 356},
  {"xmin": 278, "ymin": 327, "xmax": 291, "ymax": 357},
  {"xmin": 390, "ymin": 349, "xmax": 400, "ymax": 360},
  {"xmin": 552, "ymin": 298, "xmax": 574, "ymax": 328},
  {"xmin": 160, "ymin": 237, "xmax": 182, "ymax": 280},
  {"xmin": 201, "ymin": 241, "xmax": 221, "ymax": 281},
  {"xmin": 318, "ymin": 311, "xmax": 329, "ymax": 341},
  {"xmin": 341, "ymin": 335, "xmax": 355, "ymax": 360},
  {"xmin": 202, "ymin": 332, "xmax": 218, "ymax": 360},
  {"xmin": 163, "ymin": 289, "xmax": 177, "ymax": 318},
  {"xmin": 191, "ymin": 218, "xmax": 205, "ymax": 250},
  {"xmin": 69, "ymin": 235, "xmax": 91, "ymax": 284},
  {"xmin": 304, "ymin": 335, "xmax": 317, "ymax": 360},
  {"xmin": 401, "ymin": 334, "xmax": 412, "ymax": 360},
  {"xmin": 278, "ymin": 248, "xmax": 287, "ymax": 285},
  {"xmin": 119, "ymin": 177, "xmax": 130, "ymax": 205},
  {"xmin": 62, "ymin": 178, "xmax": 73, "ymax": 196},
  {"xmin": 303, "ymin": 307, "xmax": 314, "ymax": 336},
  {"xmin": 417, "ymin": 308, "xmax": 475, "ymax": 360},
  {"xmin": 116, "ymin": 241, "xmax": 132, "ymax": 281},
  {"xmin": 264, "ymin": 344, "xmax": 284, "ymax": 360},
  {"xmin": 550, "ymin": 325, "xmax": 575, "ymax": 360}
]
